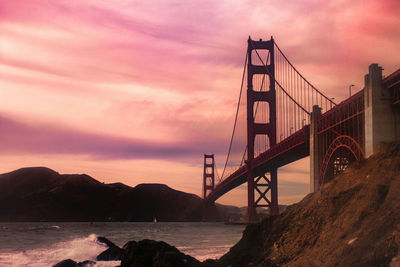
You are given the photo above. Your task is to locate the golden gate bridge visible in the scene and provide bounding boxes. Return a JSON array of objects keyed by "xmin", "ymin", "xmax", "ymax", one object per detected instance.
[{"xmin": 202, "ymin": 36, "xmax": 400, "ymax": 221}]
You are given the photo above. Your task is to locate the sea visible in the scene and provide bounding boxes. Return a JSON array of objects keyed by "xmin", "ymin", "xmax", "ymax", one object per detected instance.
[{"xmin": 0, "ymin": 222, "xmax": 245, "ymax": 266}]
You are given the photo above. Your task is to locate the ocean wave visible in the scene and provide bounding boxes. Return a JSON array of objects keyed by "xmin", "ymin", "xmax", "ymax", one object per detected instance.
[
  {"xmin": 26, "ymin": 225, "xmax": 62, "ymax": 231},
  {"xmin": 0, "ymin": 234, "xmax": 118, "ymax": 267}
]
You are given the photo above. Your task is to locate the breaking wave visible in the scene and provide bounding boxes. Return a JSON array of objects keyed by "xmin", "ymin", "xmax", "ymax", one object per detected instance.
[{"xmin": 0, "ymin": 234, "xmax": 119, "ymax": 267}]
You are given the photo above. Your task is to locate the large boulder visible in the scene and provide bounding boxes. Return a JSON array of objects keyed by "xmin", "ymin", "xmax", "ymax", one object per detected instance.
[
  {"xmin": 97, "ymin": 246, "xmax": 125, "ymax": 261},
  {"xmin": 121, "ymin": 239, "xmax": 201, "ymax": 267},
  {"xmin": 53, "ymin": 259, "xmax": 77, "ymax": 267},
  {"xmin": 53, "ymin": 259, "xmax": 95, "ymax": 267},
  {"xmin": 97, "ymin": 236, "xmax": 118, "ymax": 248},
  {"xmin": 96, "ymin": 236, "xmax": 124, "ymax": 261},
  {"xmin": 77, "ymin": 260, "xmax": 96, "ymax": 267}
]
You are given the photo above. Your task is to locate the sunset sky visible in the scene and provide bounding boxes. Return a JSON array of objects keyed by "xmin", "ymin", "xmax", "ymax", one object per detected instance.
[{"xmin": 1, "ymin": 0, "xmax": 399, "ymax": 206}]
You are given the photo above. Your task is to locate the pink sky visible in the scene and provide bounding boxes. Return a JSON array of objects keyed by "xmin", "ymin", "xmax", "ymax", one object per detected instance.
[{"xmin": 1, "ymin": 0, "xmax": 399, "ymax": 206}]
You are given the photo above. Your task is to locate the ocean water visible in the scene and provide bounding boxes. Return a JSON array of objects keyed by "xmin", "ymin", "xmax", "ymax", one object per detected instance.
[{"xmin": 0, "ymin": 222, "xmax": 245, "ymax": 266}]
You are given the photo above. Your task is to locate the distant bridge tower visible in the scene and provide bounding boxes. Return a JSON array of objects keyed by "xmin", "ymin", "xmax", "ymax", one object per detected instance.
[
  {"xmin": 246, "ymin": 37, "xmax": 279, "ymax": 220},
  {"xmin": 202, "ymin": 154, "xmax": 215, "ymax": 199}
]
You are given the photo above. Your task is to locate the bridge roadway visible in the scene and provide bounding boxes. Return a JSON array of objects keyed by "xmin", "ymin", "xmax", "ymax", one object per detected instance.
[{"xmin": 206, "ymin": 125, "xmax": 310, "ymax": 203}]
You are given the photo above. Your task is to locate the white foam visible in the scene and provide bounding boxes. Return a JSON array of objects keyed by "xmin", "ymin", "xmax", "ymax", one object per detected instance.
[{"xmin": 0, "ymin": 234, "xmax": 119, "ymax": 267}]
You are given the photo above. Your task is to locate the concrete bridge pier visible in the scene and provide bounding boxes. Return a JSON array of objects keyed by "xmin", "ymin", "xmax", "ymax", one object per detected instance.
[
  {"xmin": 310, "ymin": 105, "xmax": 322, "ymax": 193},
  {"xmin": 364, "ymin": 64, "xmax": 397, "ymax": 157}
]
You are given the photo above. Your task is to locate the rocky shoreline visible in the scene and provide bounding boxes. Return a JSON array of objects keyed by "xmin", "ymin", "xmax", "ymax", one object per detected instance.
[
  {"xmin": 54, "ymin": 236, "xmax": 214, "ymax": 267},
  {"xmin": 56, "ymin": 143, "xmax": 400, "ymax": 267}
]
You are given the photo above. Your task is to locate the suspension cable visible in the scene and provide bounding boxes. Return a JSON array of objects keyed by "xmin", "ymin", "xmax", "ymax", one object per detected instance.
[
  {"xmin": 214, "ymin": 160, "xmax": 221, "ymax": 183},
  {"xmin": 274, "ymin": 42, "xmax": 336, "ymax": 106},
  {"xmin": 235, "ymin": 52, "xmax": 270, "ymax": 170},
  {"xmin": 220, "ymin": 51, "xmax": 248, "ymax": 180},
  {"xmin": 221, "ymin": 39, "xmax": 336, "ymax": 179},
  {"xmin": 251, "ymin": 45, "xmax": 311, "ymax": 115}
]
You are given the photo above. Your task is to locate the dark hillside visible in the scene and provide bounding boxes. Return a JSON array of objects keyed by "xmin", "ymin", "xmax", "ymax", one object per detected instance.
[
  {"xmin": 113, "ymin": 183, "xmax": 203, "ymax": 221},
  {"xmin": 0, "ymin": 167, "xmax": 238, "ymax": 222}
]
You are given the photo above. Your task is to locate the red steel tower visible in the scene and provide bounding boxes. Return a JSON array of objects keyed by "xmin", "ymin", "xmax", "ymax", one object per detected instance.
[
  {"xmin": 202, "ymin": 154, "xmax": 215, "ymax": 199},
  {"xmin": 247, "ymin": 37, "xmax": 279, "ymax": 220}
]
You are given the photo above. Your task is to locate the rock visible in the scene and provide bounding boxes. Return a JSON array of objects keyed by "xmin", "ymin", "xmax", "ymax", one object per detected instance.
[
  {"xmin": 218, "ymin": 143, "xmax": 400, "ymax": 267},
  {"xmin": 201, "ymin": 259, "xmax": 218, "ymax": 267},
  {"xmin": 121, "ymin": 239, "xmax": 201, "ymax": 267},
  {"xmin": 96, "ymin": 236, "xmax": 125, "ymax": 261},
  {"xmin": 97, "ymin": 246, "xmax": 125, "ymax": 261},
  {"xmin": 97, "ymin": 236, "xmax": 117, "ymax": 248},
  {"xmin": 53, "ymin": 259, "xmax": 96, "ymax": 267},
  {"xmin": 53, "ymin": 259, "xmax": 77, "ymax": 267},
  {"xmin": 391, "ymin": 256, "xmax": 400, "ymax": 267},
  {"xmin": 77, "ymin": 260, "xmax": 96, "ymax": 267}
]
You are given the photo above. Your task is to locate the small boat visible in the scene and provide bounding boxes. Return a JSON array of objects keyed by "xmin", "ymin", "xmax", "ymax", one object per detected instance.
[{"xmin": 153, "ymin": 217, "xmax": 157, "ymax": 224}]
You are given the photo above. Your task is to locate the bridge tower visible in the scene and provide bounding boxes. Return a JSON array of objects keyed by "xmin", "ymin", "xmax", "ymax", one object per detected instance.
[
  {"xmin": 202, "ymin": 154, "xmax": 215, "ymax": 199},
  {"xmin": 246, "ymin": 37, "xmax": 278, "ymax": 220},
  {"xmin": 202, "ymin": 154, "xmax": 216, "ymax": 221}
]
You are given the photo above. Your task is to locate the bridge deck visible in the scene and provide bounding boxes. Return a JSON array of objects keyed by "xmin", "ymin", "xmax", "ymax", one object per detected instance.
[{"xmin": 206, "ymin": 125, "xmax": 310, "ymax": 202}]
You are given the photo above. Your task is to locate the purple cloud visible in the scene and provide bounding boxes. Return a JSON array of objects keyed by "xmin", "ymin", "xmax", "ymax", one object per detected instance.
[{"xmin": 0, "ymin": 115, "xmax": 227, "ymax": 160}]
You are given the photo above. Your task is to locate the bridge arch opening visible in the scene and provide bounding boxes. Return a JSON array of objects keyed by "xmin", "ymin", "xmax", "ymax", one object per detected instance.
[
  {"xmin": 252, "ymin": 74, "xmax": 270, "ymax": 92},
  {"xmin": 251, "ymin": 49, "xmax": 271, "ymax": 66},
  {"xmin": 255, "ymin": 134, "xmax": 270, "ymax": 156},
  {"xmin": 319, "ymin": 135, "xmax": 364, "ymax": 187},
  {"xmin": 253, "ymin": 102, "xmax": 270, "ymax": 123}
]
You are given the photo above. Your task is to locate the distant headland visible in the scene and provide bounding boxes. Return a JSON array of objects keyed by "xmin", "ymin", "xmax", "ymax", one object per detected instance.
[{"xmin": 0, "ymin": 167, "xmax": 240, "ymax": 222}]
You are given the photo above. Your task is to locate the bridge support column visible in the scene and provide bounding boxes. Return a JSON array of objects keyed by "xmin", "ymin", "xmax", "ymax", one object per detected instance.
[
  {"xmin": 202, "ymin": 154, "xmax": 215, "ymax": 221},
  {"xmin": 310, "ymin": 105, "xmax": 322, "ymax": 192},
  {"xmin": 202, "ymin": 154, "xmax": 215, "ymax": 199},
  {"xmin": 364, "ymin": 64, "xmax": 396, "ymax": 157},
  {"xmin": 248, "ymin": 167, "xmax": 279, "ymax": 220},
  {"xmin": 247, "ymin": 163, "xmax": 256, "ymax": 221},
  {"xmin": 246, "ymin": 37, "xmax": 277, "ymax": 221},
  {"xmin": 270, "ymin": 168, "xmax": 279, "ymax": 215}
]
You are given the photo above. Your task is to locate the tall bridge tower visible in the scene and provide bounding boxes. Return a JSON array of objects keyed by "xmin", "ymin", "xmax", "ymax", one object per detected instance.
[
  {"xmin": 202, "ymin": 154, "xmax": 215, "ymax": 199},
  {"xmin": 246, "ymin": 37, "xmax": 279, "ymax": 220},
  {"xmin": 201, "ymin": 37, "xmax": 400, "ymax": 224}
]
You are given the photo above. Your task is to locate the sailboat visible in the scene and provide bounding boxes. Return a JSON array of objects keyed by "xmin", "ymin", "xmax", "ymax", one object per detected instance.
[{"xmin": 153, "ymin": 216, "xmax": 157, "ymax": 224}]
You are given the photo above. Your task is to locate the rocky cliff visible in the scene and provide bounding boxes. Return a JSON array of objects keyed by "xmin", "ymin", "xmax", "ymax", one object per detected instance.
[{"xmin": 218, "ymin": 143, "xmax": 400, "ymax": 266}]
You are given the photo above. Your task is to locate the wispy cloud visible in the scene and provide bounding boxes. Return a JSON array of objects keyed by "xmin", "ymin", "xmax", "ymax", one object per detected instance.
[
  {"xmin": 0, "ymin": 115, "xmax": 226, "ymax": 160},
  {"xmin": 1, "ymin": 0, "xmax": 399, "ymax": 205}
]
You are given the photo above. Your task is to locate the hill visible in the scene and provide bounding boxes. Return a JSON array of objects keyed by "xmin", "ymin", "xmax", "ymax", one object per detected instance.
[
  {"xmin": 0, "ymin": 167, "xmax": 239, "ymax": 222},
  {"xmin": 218, "ymin": 143, "xmax": 400, "ymax": 266}
]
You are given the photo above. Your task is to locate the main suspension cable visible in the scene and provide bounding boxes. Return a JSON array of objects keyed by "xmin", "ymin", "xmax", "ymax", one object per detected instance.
[
  {"xmin": 220, "ymin": 51, "xmax": 248, "ymax": 180},
  {"xmin": 251, "ymin": 46, "xmax": 311, "ymax": 115},
  {"xmin": 274, "ymin": 42, "xmax": 336, "ymax": 107}
]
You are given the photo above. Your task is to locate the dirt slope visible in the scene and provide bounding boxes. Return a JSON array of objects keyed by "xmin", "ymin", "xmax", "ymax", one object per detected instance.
[{"xmin": 219, "ymin": 143, "xmax": 400, "ymax": 267}]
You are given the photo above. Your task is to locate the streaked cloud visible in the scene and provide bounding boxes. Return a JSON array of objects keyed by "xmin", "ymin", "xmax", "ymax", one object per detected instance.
[
  {"xmin": 0, "ymin": 0, "xmax": 399, "ymax": 205},
  {"xmin": 0, "ymin": 115, "xmax": 227, "ymax": 160}
]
